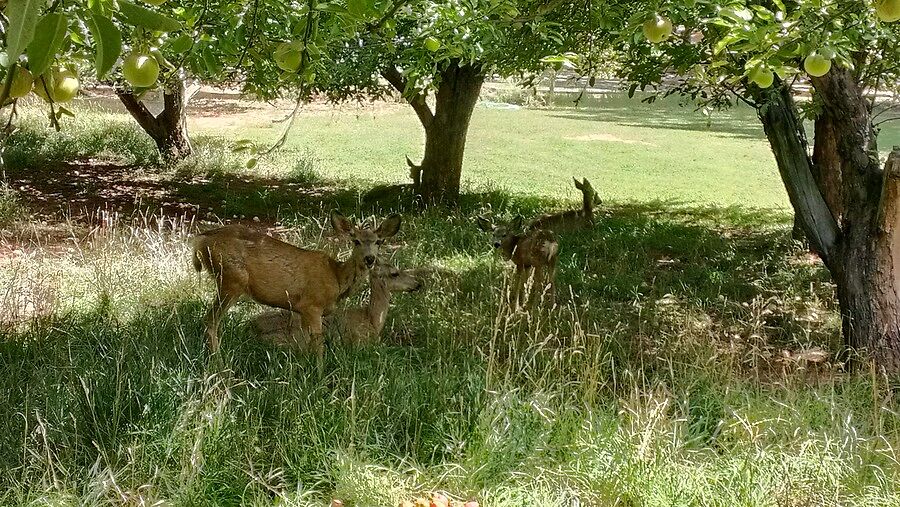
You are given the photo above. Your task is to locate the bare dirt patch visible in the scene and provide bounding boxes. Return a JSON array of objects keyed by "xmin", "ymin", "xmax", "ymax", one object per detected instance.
[{"xmin": 568, "ymin": 133, "xmax": 657, "ymax": 146}]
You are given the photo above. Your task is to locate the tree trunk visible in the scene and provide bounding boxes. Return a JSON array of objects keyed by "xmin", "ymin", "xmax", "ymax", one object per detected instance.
[
  {"xmin": 116, "ymin": 76, "xmax": 192, "ymax": 164},
  {"xmin": 758, "ymin": 70, "xmax": 900, "ymax": 371},
  {"xmin": 810, "ymin": 68, "xmax": 900, "ymax": 371},
  {"xmin": 382, "ymin": 61, "xmax": 483, "ymax": 205}
]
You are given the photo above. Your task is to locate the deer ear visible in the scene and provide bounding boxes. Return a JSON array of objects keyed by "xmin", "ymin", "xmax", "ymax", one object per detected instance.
[
  {"xmin": 376, "ymin": 214, "xmax": 402, "ymax": 238},
  {"xmin": 573, "ymin": 177, "xmax": 584, "ymax": 190},
  {"xmin": 331, "ymin": 212, "xmax": 354, "ymax": 235},
  {"xmin": 406, "ymin": 156, "xmax": 418, "ymax": 168},
  {"xmin": 476, "ymin": 216, "xmax": 493, "ymax": 232}
]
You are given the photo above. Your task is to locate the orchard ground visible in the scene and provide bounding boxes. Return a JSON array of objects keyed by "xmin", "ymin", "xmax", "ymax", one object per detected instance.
[{"xmin": 0, "ymin": 82, "xmax": 899, "ymax": 506}]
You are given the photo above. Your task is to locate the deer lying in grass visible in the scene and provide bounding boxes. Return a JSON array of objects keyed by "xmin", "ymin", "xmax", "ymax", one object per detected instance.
[
  {"xmin": 477, "ymin": 216, "xmax": 559, "ymax": 307},
  {"xmin": 253, "ymin": 261, "xmax": 422, "ymax": 347},
  {"xmin": 529, "ymin": 177, "xmax": 601, "ymax": 232},
  {"xmin": 192, "ymin": 212, "xmax": 401, "ymax": 364}
]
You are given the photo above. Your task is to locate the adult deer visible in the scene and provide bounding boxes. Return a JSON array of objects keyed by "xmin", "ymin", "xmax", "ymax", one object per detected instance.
[
  {"xmin": 254, "ymin": 261, "xmax": 423, "ymax": 347},
  {"xmin": 477, "ymin": 216, "xmax": 559, "ymax": 307},
  {"xmin": 530, "ymin": 177, "xmax": 601, "ymax": 232},
  {"xmin": 192, "ymin": 212, "xmax": 402, "ymax": 364}
]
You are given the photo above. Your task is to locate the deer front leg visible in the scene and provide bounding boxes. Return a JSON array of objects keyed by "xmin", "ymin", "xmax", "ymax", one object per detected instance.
[
  {"xmin": 300, "ymin": 305, "xmax": 325, "ymax": 376},
  {"xmin": 204, "ymin": 291, "xmax": 238, "ymax": 356},
  {"xmin": 512, "ymin": 266, "xmax": 530, "ymax": 309},
  {"xmin": 530, "ymin": 265, "xmax": 545, "ymax": 309}
]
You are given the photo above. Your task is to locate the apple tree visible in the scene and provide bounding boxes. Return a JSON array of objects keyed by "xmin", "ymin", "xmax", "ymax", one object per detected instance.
[
  {"xmin": 571, "ymin": 0, "xmax": 900, "ymax": 370},
  {"xmin": 326, "ymin": 0, "xmax": 583, "ymax": 204},
  {"xmin": 1, "ymin": 0, "xmax": 377, "ymax": 163}
]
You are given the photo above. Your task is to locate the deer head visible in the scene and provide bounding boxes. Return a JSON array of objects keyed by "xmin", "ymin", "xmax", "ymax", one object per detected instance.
[{"xmin": 331, "ymin": 212, "xmax": 402, "ymax": 268}]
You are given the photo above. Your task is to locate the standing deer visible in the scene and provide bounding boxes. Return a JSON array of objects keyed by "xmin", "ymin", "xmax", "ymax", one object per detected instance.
[
  {"xmin": 192, "ymin": 212, "xmax": 402, "ymax": 364},
  {"xmin": 477, "ymin": 216, "xmax": 559, "ymax": 307},
  {"xmin": 529, "ymin": 177, "xmax": 601, "ymax": 231},
  {"xmin": 253, "ymin": 261, "xmax": 422, "ymax": 347}
]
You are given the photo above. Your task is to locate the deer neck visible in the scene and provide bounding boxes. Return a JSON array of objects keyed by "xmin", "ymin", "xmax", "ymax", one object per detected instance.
[
  {"xmin": 500, "ymin": 236, "xmax": 519, "ymax": 261},
  {"xmin": 366, "ymin": 278, "xmax": 392, "ymax": 334},
  {"xmin": 582, "ymin": 191, "xmax": 592, "ymax": 217},
  {"xmin": 336, "ymin": 250, "xmax": 369, "ymax": 300}
]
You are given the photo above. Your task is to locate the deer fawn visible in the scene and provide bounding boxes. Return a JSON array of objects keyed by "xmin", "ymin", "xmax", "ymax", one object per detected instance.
[
  {"xmin": 477, "ymin": 216, "xmax": 559, "ymax": 307},
  {"xmin": 192, "ymin": 212, "xmax": 402, "ymax": 364},
  {"xmin": 253, "ymin": 261, "xmax": 422, "ymax": 347},
  {"xmin": 529, "ymin": 177, "xmax": 601, "ymax": 232}
]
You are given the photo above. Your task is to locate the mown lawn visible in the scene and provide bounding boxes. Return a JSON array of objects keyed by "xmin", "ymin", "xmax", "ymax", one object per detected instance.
[{"xmin": 0, "ymin": 90, "xmax": 898, "ymax": 506}]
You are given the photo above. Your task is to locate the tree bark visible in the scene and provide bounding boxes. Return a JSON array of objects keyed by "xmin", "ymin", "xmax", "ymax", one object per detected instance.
[
  {"xmin": 116, "ymin": 76, "xmax": 192, "ymax": 164},
  {"xmin": 383, "ymin": 61, "xmax": 484, "ymax": 204},
  {"xmin": 811, "ymin": 110, "xmax": 844, "ymax": 222}
]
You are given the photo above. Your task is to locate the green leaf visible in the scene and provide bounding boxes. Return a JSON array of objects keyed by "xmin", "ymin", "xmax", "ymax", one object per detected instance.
[
  {"xmin": 5, "ymin": 0, "xmax": 42, "ymax": 63},
  {"xmin": 167, "ymin": 34, "xmax": 193, "ymax": 53},
  {"xmin": 87, "ymin": 14, "xmax": 122, "ymax": 78},
  {"xmin": 117, "ymin": 0, "xmax": 182, "ymax": 32},
  {"xmin": 26, "ymin": 14, "xmax": 68, "ymax": 76},
  {"xmin": 348, "ymin": 0, "xmax": 368, "ymax": 18},
  {"xmin": 245, "ymin": 157, "xmax": 258, "ymax": 169}
]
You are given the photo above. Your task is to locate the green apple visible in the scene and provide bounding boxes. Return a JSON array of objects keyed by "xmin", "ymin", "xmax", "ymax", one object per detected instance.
[
  {"xmin": 877, "ymin": 0, "xmax": 900, "ymax": 22},
  {"xmin": 53, "ymin": 70, "xmax": 79, "ymax": 102},
  {"xmin": 123, "ymin": 52, "xmax": 160, "ymax": 88},
  {"xmin": 424, "ymin": 36, "xmax": 441, "ymax": 52},
  {"xmin": 642, "ymin": 15, "xmax": 673, "ymax": 43},
  {"xmin": 9, "ymin": 66, "xmax": 34, "ymax": 98},
  {"xmin": 804, "ymin": 53, "xmax": 832, "ymax": 77},
  {"xmin": 749, "ymin": 67, "xmax": 774, "ymax": 89},
  {"xmin": 275, "ymin": 41, "xmax": 303, "ymax": 72},
  {"xmin": 33, "ymin": 69, "xmax": 79, "ymax": 103}
]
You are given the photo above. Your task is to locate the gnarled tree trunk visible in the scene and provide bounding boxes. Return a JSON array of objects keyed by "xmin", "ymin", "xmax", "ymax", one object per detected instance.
[
  {"xmin": 116, "ymin": 76, "xmax": 192, "ymax": 164},
  {"xmin": 757, "ymin": 71, "xmax": 900, "ymax": 371},
  {"xmin": 811, "ymin": 68, "xmax": 900, "ymax": 371},
  {"xmin": 383, "ymin": 61, "xmax": 484, "ymax": 205}
]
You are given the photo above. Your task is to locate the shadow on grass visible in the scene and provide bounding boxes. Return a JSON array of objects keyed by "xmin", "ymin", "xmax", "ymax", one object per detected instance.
[{"xmin": 547, "ymin": 104, "xmax": 765, "ymax": 141}]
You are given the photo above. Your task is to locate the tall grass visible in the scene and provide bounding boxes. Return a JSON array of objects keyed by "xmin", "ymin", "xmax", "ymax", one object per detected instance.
[
  {"xmin": 0, "ymin": 98, "xmax": 897, "ymax": 506},
  {"xmin": 0, "ymin": 200, "xmax": 896, "ymax": 506}
]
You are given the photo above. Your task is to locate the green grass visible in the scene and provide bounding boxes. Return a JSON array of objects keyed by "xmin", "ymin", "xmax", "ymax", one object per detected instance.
[
  {"xmin": 1, "ymin": 91, "xmax": 899, "ymax": 506},
  {"xmin": 213, "ymin": 92, "xmax": 789, "ymax": 210}
]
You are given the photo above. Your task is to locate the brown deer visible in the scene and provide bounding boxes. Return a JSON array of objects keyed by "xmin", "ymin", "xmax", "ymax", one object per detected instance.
[
  {"xmin": 477, "ymin": 216, "xmax": 559, "ymax": 307},
  {"xmin": 192, "ymin": 212, "xmax": 402, "ymax": 363},
  {"xmin": 253, "ymin": 261, "xmax": 422, "ymax": 347},
  {"xmin": 529, "ymin": 177, "xmax": 601, "ymax": 232}
]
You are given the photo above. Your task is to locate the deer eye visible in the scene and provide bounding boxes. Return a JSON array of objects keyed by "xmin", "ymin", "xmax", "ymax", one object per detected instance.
[
  {"xmin": 376, "ymin": 239, "xmax": 384, "ymax": 246},
  {"xmin": 390, "ymin": 272, "xmax": 400, "ymax": 278},
  {"xmin": 353, "ymin": 239, "xmax": 361, "ymax": 246}
]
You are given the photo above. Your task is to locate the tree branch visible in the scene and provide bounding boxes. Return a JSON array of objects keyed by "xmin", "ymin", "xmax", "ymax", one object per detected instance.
[
  {"xmin": 116, "ymin": 89, "xmax": 163, "ymax": 138},
  {"xmin": 365, "ymin": 0, "xmax": 407, "ymax": 32},
  {"xmin": 756, "ymin": 82, "xmax": 840, "ymax": 263},
  {"xmin": 381, "ymin": 66, "xmax": 433, "ymax": 128}
]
